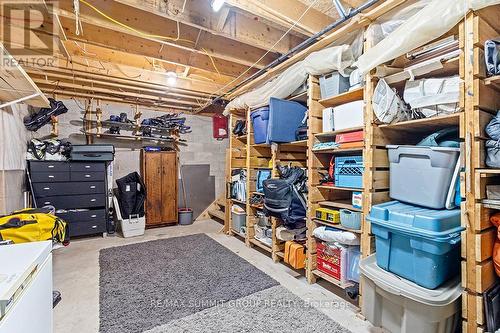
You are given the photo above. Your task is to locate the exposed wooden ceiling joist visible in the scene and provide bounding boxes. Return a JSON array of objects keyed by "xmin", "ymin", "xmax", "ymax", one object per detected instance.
[
  {"xmin": 55, "ymin": 1, "xmax": 279, "ymax": 69},
  {"xmin": 110, "ymin": 0, "xmax": 305, "ymax": 54},
  {"xmin": 61, "ymin": 42, "xmax": 236, "ymax": 86},
  {"xmin": 225, "ymin": 0, "xmax": 335, "ymax": 36}
]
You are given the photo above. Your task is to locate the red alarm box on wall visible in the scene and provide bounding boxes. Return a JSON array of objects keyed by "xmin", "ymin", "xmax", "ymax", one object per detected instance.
[{"xmin": 212, "ymin": 114, "xmax": 228, "ymax": 140}]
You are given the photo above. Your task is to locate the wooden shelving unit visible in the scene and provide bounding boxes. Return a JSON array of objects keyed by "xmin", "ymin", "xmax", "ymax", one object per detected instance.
[
  {"xmin": 462, "ymin": 7, "xmax": 500, "ymax": 333},
  {"xmin": 224, "ymin": 109, "xmax": 248, "ymax": 235},
  {"xmin": 305, "ymin": 74, "xmax": 368, "ymax": 292},
  {"xmin": 224, "ymin": 4, "xmax": 500, "ymax": 327}
]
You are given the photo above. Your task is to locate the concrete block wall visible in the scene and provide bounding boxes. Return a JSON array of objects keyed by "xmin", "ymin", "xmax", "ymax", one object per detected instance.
[
  {"xmin": 0, "ymin": 103, "xmax": 50, "ymax": 214},
  {"xmin": 55, "ymin": 99, "xmax": 228, "ymax": 198}
]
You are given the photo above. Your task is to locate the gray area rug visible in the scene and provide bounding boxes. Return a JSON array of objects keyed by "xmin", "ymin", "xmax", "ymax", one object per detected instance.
[
  {"xmin": 99, "ymin": 234, "xmax": 352, "ymax": 333},
  {"xmin": 145, "ymin": 285, "xmax": 352, "ymax": 333},
  {"xmin": 99, "ymin": 234, "xmax": 278, "ymax": 333}
]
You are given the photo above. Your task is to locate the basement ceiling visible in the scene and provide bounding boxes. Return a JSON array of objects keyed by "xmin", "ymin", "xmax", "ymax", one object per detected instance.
[{"xmin": 0, "ymin": 0, "xmax": 368, "ymax": 113}]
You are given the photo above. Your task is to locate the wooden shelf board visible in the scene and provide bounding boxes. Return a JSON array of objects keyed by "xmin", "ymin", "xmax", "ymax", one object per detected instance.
[
  {"xmin": 276, "ymin": 251, "xmax": 285, "ymax": 258},
  {"xmin": 317, "ymin": 185, "xmax": 364, "ymax": 192},
  {"xmin": 250, "ymin": 238, "xmax": 273, "ymax": 252},
  {"xmin": 378, "ymin": 113, "xmax": 461, "ymax": 132},
  {"xmin": 312, "ymin": 147, "xmax": 363, "ymax": 154},
  {"xmin": 231, "ymin": 199, "xmax": 246, "ymax": 205},
  {"xmin": 318, "ymin": 200, "xmax": 362, "ymax": 212},
  {"xmin": 280, "ymin": 140, "xmax": 308, "ymax": 148},
  {"xmin": 230, "ymin": 229, "xmax": 246, "ymax": 238},
  {"xmin": 312, "ymin": 270, "xmax": 355, "ymax": 289},
  {"xmin": 315, "ymin": 126, "xmax": 364, "ymax": 139},
  {"xmin": 252, "ymin": 192, "xmax": 265, "ymax": 195},
  {"xmin": 250, "ymin": 204, "xmax": 263, "ymax": 210},
  {"xmin": 319, "ymin": 87, "xmax": 364, "ymax": 108},
  {"xmin": 234, "ymin": 135, "xmax": 247, "ymax": 141},
  {"xmin": 82, "ymin": 131, "xmax": 176, "ymax": 143},
  {"xmin": 312, "ymin": 218, "xmax": 362, "ymax": 234},
  {"xmin": 252, "ymin": 143, "xmax": 270, "ymax": 147},
  {"xmin": 476, "ymin": 168, "xmax": 500, "ymax": 174},
  {"xmin": 484, "ymin": 75, "xmax": 500, "ymax": 86}
]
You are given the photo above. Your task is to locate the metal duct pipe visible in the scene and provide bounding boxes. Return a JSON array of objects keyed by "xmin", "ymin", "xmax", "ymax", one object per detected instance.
[{"xmin": 198, "ymin": 0, "xmax": 381, "ymax": 113}]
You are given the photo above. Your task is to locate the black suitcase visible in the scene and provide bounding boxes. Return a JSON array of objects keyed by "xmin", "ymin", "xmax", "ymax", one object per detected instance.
[{"xmin": 71, "ymin": 145, "xmax": 115, "ymax": 161}]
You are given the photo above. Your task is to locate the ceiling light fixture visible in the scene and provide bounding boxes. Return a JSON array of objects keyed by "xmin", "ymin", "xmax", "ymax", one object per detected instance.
[
  {"xmin": 166, "ymin": 71, "xmax": 177, "ymax": 86},
  {"xmin": 211, "ymin": 0, "xmax": 225, "ymax": 12}
]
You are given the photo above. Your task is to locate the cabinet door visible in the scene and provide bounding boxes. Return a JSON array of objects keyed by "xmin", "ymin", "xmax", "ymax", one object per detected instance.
[
  {"xmin": 144, "ymin": 153, "xmax": 163, "ymax": 226},
  {"xmin": 161, "ymin": 152, "xmax": 178, "ymax": 223}
]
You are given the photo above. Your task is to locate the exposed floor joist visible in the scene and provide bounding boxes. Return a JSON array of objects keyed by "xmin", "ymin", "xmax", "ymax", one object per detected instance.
[
  {"xmin": 226, "ymin": 0, "xmax": 335, "ymax": 36},
  {"xmin": 110, "ymin": 0, "xmax": 306, "ymax": 54}
]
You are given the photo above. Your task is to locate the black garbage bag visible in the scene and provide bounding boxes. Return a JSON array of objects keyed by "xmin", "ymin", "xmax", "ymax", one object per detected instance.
[
  {"xmin": 115, "ymin": 172, "xmax": 146, "ymax": 218},
  {"xmin": 24, "ymin": 98, "xmax": 68, "ymax": 131}
]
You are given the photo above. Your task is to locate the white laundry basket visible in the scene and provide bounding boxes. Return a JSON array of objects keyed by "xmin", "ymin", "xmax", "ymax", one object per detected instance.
[{"xmin": 113, "ymin": 195, "xmax": 145, "ymax": 238}]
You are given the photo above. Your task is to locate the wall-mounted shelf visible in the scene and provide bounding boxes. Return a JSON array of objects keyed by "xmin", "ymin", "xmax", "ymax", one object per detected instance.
[{"xmin": 0, "ymin": 43, "xmax": 49, "ymax": 109}]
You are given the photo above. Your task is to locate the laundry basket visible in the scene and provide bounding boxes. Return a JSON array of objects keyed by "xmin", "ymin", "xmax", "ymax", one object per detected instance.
[{"xmin": 113, "ymin": 195, "xmax": 145, "ymax": 238}]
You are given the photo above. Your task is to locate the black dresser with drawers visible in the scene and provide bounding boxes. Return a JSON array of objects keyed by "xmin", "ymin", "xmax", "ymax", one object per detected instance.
[{"xmin": 29, "ymin": 160, "xmax": 108, "ymax": 237}]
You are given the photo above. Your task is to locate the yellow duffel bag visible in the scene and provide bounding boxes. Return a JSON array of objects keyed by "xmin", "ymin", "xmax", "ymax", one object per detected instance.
[{"xmin": 0, "ymin": 208, "xmax": 67, "ymax": 244}]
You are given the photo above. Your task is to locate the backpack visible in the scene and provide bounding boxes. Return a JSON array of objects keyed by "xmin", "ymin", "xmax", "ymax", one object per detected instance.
[
  {"xmin": 23, "ymin": 98, "xmax": 68, "ymax": 132},
  {"xmin": 263, "ymin": 166, "xmax": 307, "ymax": 229},
  {"xmin": 0, "ymin": 208, "xmax": 68, "ymax": 244}
]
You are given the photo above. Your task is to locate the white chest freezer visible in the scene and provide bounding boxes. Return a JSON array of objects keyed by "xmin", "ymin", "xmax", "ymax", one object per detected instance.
[{"xmin": 0, "ymin": 241, "xmax": 53, "ymax": 333}]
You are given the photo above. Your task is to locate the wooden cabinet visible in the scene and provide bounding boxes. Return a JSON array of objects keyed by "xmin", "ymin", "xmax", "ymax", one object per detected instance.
[{"xmin": 141, "ymin": 150, "xmax": 178, "ymax": 227}]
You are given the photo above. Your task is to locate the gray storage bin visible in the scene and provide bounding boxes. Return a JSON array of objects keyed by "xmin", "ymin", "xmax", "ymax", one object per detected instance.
[
  {"xmin": 360, "ymin": 255, "xmax": 462, "ymax": 333},
  {"xmin": 319, "ymin": 71, "xmax": 350, "ymax": 100},
  {"xmin": 387, "ymin": 145, "xmax": 460, "ymax": 209},
  {"xmin": 231, "ymin": 205, "xmax": 246, "ymax": 233}
]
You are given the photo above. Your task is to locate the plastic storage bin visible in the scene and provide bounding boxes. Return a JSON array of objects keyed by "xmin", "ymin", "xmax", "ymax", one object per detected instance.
[
  {"xmin": 334, "ymin": 156, "xmax": 364, "ymax": 188},
  {"xmin": 360, "ymin": 255, "xmax": 462, "ymax": 333},
  {"xmin": 333, "ymin": 100, "xmax": 364, "ymax": 131},
  {"xmin": 340, "ymin": 209, "xmax": 361, "ymax": 230},
  {"xmin": 319, "ymin": 71, "xmax": 350, "ymax": 99},
  {"xmin": 250, "ymin": 107, "xmax": 269, "ymax": 144},
  {"xmin": 387, "ymin": 145, "xmax": 460, "ymax": 209},
  {"xmin": 347, "ymin": 247, "xmax": 361, "ymax": 283},
  {"xmin": 267, "ymin": 97, "xmax": 307, "ymax": 143},
  {"xmin": 367, "ymin": 201, "xmax": 463, "ymax": 289},
  {"xmin": 231, "ymin": 205, "xmax": 247, "ymax": 233},
  {"xmin": 113, "ymin": 196, "xmax": 145, "ymax": 238}
]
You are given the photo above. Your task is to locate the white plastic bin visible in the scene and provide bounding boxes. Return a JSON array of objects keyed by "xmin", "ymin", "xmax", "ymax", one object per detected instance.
[
  {"xmin": 360, "ymin": 255, "xmax": 462, "ymax": 333},
  {"xmin": 333, "ymin": 100, "xmax": 364, "ymax": 131},
  {"xmin": 231, "ymin": 205, "xmax": 246, "ymax": 233},
  {"xmin": 113, "ymin": 196, "xmax": 145, "ymax": 238},
  {"xmin": 387, "ymin": 145, "xmax": 460, "ymax": 209}
]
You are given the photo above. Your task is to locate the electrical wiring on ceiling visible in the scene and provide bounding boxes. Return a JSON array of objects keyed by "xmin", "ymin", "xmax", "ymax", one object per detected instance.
[{"xmin": 77, "ymin": 0, "xmax": 222, "ymax": 78}]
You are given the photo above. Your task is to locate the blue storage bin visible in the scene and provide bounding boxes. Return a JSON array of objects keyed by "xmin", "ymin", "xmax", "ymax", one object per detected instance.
[
  {"xmin": 367, "ymin": 201, "xmax": 464, "ymax": 289},
  {"xmin": 250, "ymin": 107, "xmax": 269, "ymax": 144},
  {"xmin": 335, "ymin": 156, "xmax": 364, "ymax": 188},
  {"xmin": 267, "ymin": 98, "xmax": 307, "ymax": 143}
]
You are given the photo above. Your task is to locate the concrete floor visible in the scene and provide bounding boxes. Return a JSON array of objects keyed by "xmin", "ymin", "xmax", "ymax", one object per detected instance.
[{"xmin": 53, "ymin": 219, "xmax": 380, "ymax": 333}]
